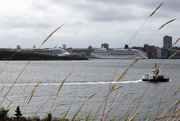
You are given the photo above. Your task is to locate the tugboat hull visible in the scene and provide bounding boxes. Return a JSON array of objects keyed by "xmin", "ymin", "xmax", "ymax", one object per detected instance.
[
  {"xmin": 142, "ymin": 75, "xmax": 169, "ymax": 82},
  {"xmin": 142, "ymin": 64, "xmax": 169, "ymax": 82}
]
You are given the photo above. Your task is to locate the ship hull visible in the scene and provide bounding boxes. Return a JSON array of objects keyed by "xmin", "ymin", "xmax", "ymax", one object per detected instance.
[
  {"xmin": 19, "ymin": 48, "xmax": 70, "ymax": 57},
  {"xmin": 90, "ymin": 49, "xmax": 148, "ymax": 59}
]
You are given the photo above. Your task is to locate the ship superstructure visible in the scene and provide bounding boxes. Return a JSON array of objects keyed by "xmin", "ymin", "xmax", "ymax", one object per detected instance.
[
  {"xmin": 90, "ymin": 48, "xmax": 148, "ymax": 59},
  {"xmin": 19, "ymin": 47, "xmax": 70, "ymax": 57}
]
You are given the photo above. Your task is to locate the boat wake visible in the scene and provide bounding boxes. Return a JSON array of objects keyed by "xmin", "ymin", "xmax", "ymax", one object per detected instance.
[{"xmin": 0, "ymin": 80, "xmax": 142, "ymax": 86}]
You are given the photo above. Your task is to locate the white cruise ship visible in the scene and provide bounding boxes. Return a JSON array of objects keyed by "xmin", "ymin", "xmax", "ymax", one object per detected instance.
[
  {"xmin": 19, "ymin": 47, "xmax": 70, "ymax": 57},
  {"xmin": 90, "ymin": 48, "xmax": 148, "ymax": 59}
]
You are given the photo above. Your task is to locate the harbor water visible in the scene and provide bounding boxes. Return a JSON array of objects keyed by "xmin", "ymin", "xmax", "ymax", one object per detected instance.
[{"xmin": 0, "ymin": 59, "xmax": 179, "ymax": 120}]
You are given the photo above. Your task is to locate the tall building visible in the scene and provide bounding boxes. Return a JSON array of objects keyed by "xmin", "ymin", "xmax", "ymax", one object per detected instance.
[
  {"xmin": 62, "ymin": 44, "xmax": 66, "ymax": 49},
  {"xmin": 163, "ymin": 35, "xmax": 172, "ymax": 49},
  {"xmin": 101, "ymin": 43, "xmax": 109, "ymax": 49}
]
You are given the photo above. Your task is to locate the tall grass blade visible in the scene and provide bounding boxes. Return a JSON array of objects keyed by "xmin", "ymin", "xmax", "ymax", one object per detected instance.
[
  {"xmin": 155, "ymin": 65, "xmax": 170, "ymax": 80},
  {"xmin": 105, "ymin": 106, "xmax": 115, "ymax": 114},
  {"xmin": 27, "ymin": 81, "xmax": 42, "ymax": 104},
  {"xmin": 1, "ymin": 84, "xmax": 5, "ymax": 92},
  {"xmin": 145, "ymin": 18, "xmax": 177, "ymax": 44},
  {"xmin": 7, "ymin": 100, "xmax": 13, "ymax": 109},
  {"xmin": 71, "ymin": 104, "xmax": 84, "ymax": 121},
  {"xmin": 110, "ymin": 85, "xmax": 124, "ymax": 92},
  {"xmin": 88, "ymin": 92, "xmax": 97, "ymax": 99},
  {"xmin": 169, "ymin": 37, "xmax": 180, "ymax": 50},
  {"xmin": 52, "ymin": 102, "xmax": 63, "ymax": 112},
  {"xmin": 85, "ymin": 110, "xmax": 92, "ymax": 121},
  {"xmin": 112, "ymin": 57, "xmax": 140, "ymax": 89},
  {"xmin": 0, "ymin": 51, "xmax": 18, "ymax": 75},
  {"xmin": 110, "ymin": 117, "xmax": 116, "ymax": 121},
  {"xmin": 57, "ymin": 69, "xmax": 75, "ymax": 95},
  {"xmin": 128, "ymin": 2, "xmax": 163, "ymax": 45},
  {"xmin": 158, "ymin": 18, "xmax": 177, "ymax": 30},
  {"xmin": 155, "ymin": 84, "xmax": 167, "ymax": 118},
  {"xmin": 149, "ymin": 2, "xmax": 164, "ymax": 17},
  {"xmin": 0, "ymin": 24, "xmax": 65, "ymax": 106},
  {"xmin": 42, "ymin": 23, "xmax": 65, "ymax": 45},
  {"xmin": 169, "ymin": 50, "xmax": 180, "ymax": 59},
  {"xmin": 132, "ymin": 94, "xmax": 146, "ymax": 103},
  {"xmin": 62, "ymin": 105, "xmax": 71, "ymax": 121},
  {"xmin": 123, "ymin": 92, "xmax": 136, "ymax": 97},
  {"xmin": 172, "ymin": 87, "xmax": 180, "ymax": 97}
]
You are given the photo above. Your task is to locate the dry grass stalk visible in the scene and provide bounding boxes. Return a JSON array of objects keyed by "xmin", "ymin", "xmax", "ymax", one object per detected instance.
[
  {"xmin": 130, "ymin": 88, "xmax": 162, "ymax": 121},
  {"xmin": 7, "ymin": 100, "xmax": 13, "ymax": 109},
  {"xmin": 167, "ymin": 107, "xmax": 180, "ymax": 121},
  {"xmin": 27, "ymin": 81, "xmax": 42, "ymax": 104},
  {"xmin": 121, "ymin": 93, "xmax": 147, "ymax": 119},
  {"xmin": 129, "ymin": 96, "xmax": 151, "ymax": 121},
  {"xmin": 169, "ymin": 50, "xmax": 180, "ymax": 59},
  {"xmin": 150, "ymin": 2, "xmax": 164, "ymax": 17},
  {"xmin": 110, "ymin": 85, "xmax": 124, "ymax": 92},
  {"xmin": 128, "ymin": 2, "xmax": 163, "ymax": 46},
  {"xmin": 155, "ymin": 83, "xmax": 168, "ymax": 118},
  {"xmin": 111, "ymin": 57, "xmax": 140, "ymax": 89},
  {"xmin": 157, "ymin": 97, "xmax": 179, "ymax": 119},
  {"xmin": 105, "ymin": 106, "xmax": 115, "ymax": 114},
  {"xmin": 30, "ymin": 81, "xmax": 42, "ymax": 95},
  {"xmin": 88, "ymin": 92, "xmax": 98, "ymax": 99},
  {"xmin": 132, "ymin": 94, "xmax": 146, "ymax": 103},
  {"xmin": 155, "ymin": 65, "xmax": 170, "ymax": 80},
  {"xmin": 155, "ymin": 115, "xmax": 180, "ymax": 120},
  {"xmin": 101, "ymin": 60, "xmax": 122, "ymax": 121},
  {"xmin": 123, "ymin": 92, "xmax": 136, "ymax": 97},
  {"xmin": 99, "ymin": 116, "xmax": 103, "ymax": 121},
  {"xmin": 9, "ymin": 51, "xmax": 18, "ymax": 60},
  {"xmin": 0, "ymin": 24, "xmax": 66, "ymax": 106},
  {"xmin": 1, "ymin": 84, "xmax": 5, "ymax": 92},
  {"xmin": 52, "ymin": 102, "xmax": 63, "ymax": 112},
  {"xmin": 158, "ymin": 18, "xmax": 177, "ymax": 30},
  {"xmin": 0, "ymin": 51, "xmax": 19, "ymax": 75},
  {"xmin": 169, "ymin": 37, "xmax": 180, "ymax": 50},
  {"xmin": 57, "ymin": 70, "xmax": 75, "ymax": 95},
  {"xmin": 42, "ymin": 23, "xmax": 65, "ymax": 45},
  {"xmin": 168, "ymin": 99, "xmax": 180, "ymax": 111},
  {"xmin": 172, "ymin": 87, "xmax": 180, "ymax": 97}
]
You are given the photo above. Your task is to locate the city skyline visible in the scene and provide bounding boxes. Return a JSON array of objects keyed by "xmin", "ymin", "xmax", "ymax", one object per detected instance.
[
  {"xmin": 0, "ymin": 0, "xmax": 180, "ymax": 49},
  {"xmin": 5, "ymin": 35, "xmax": 178, "ymax": 49}
]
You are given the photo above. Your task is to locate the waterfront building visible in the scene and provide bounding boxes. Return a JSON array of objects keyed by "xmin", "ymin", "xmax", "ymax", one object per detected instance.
[
  {"xmin": 17, "ymin": 45, "xmax": 21, "ymax": 49},
  {"xmin": 144, "ymin": 44, "xmax": 156, "ymax": 58},
  {"xmin": 144, "ymin": 44, "xmax": 156, "ymax": 54},
  {"xmin": 101, "ymin": 43, "xmax": 109, "ymax": 50},
  {"xmin": 163, "ymin": 35, "xmax": 172, "ymax": 49},
  {"xmin": 157, "ymin": 48, "xmax": 180, "ymax": 59},
  {"xmin": 62, "ymin": 44, "xmax": 66, "ymax": 49}
]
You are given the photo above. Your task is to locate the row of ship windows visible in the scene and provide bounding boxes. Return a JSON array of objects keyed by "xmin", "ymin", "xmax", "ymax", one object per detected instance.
[{"xmin": 95, "ymin": 54, "xmax": 135, "ymax": 56}]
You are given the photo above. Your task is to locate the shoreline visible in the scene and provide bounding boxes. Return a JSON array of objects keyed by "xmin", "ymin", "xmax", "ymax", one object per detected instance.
[{"xmin": 0, "ymin": 51, "xmax": 88, "ymax": 61}]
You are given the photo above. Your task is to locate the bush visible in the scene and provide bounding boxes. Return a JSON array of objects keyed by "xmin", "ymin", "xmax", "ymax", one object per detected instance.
[{"xmin": 0, "ymin": 107, "xmax": 9, "ymax": 120}]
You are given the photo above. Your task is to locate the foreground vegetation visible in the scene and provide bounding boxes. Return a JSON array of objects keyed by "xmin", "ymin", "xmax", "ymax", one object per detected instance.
[{"xmin": 0, "ymin": 107, "xmax": 70, "ymax": 121}]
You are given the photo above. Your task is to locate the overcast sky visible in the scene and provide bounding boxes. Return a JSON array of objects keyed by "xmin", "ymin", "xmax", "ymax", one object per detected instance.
[{"xmin": 0, "ymin": 0, "xmax": 180, "ymax": 49}]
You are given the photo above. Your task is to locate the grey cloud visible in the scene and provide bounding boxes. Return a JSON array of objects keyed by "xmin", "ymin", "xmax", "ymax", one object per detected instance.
[
  {"xmin": 0, "ymin": 0, "xmax": 179, "ymax": 48},
  {"xmin": 0, "ymin": 15, "xmax": 52, "ymax": 29},
  {"xmin": 50, "ymin": 0, "xmax": 175, "ymax": 23}
]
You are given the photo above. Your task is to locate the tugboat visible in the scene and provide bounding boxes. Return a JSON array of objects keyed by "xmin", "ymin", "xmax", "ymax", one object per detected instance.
[{"xmin": 142, "ymin": 64, "xmax": 169, "ymax": 82}]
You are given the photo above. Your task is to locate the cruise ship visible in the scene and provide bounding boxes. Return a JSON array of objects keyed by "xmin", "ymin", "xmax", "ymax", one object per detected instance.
[
  {"xmin": 90, "ymin": 48, "xmax": 148, "ymax": 59},
  {"xmin": 19, "ymin": 47, "xmax": 70, "ymax": 57}
]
